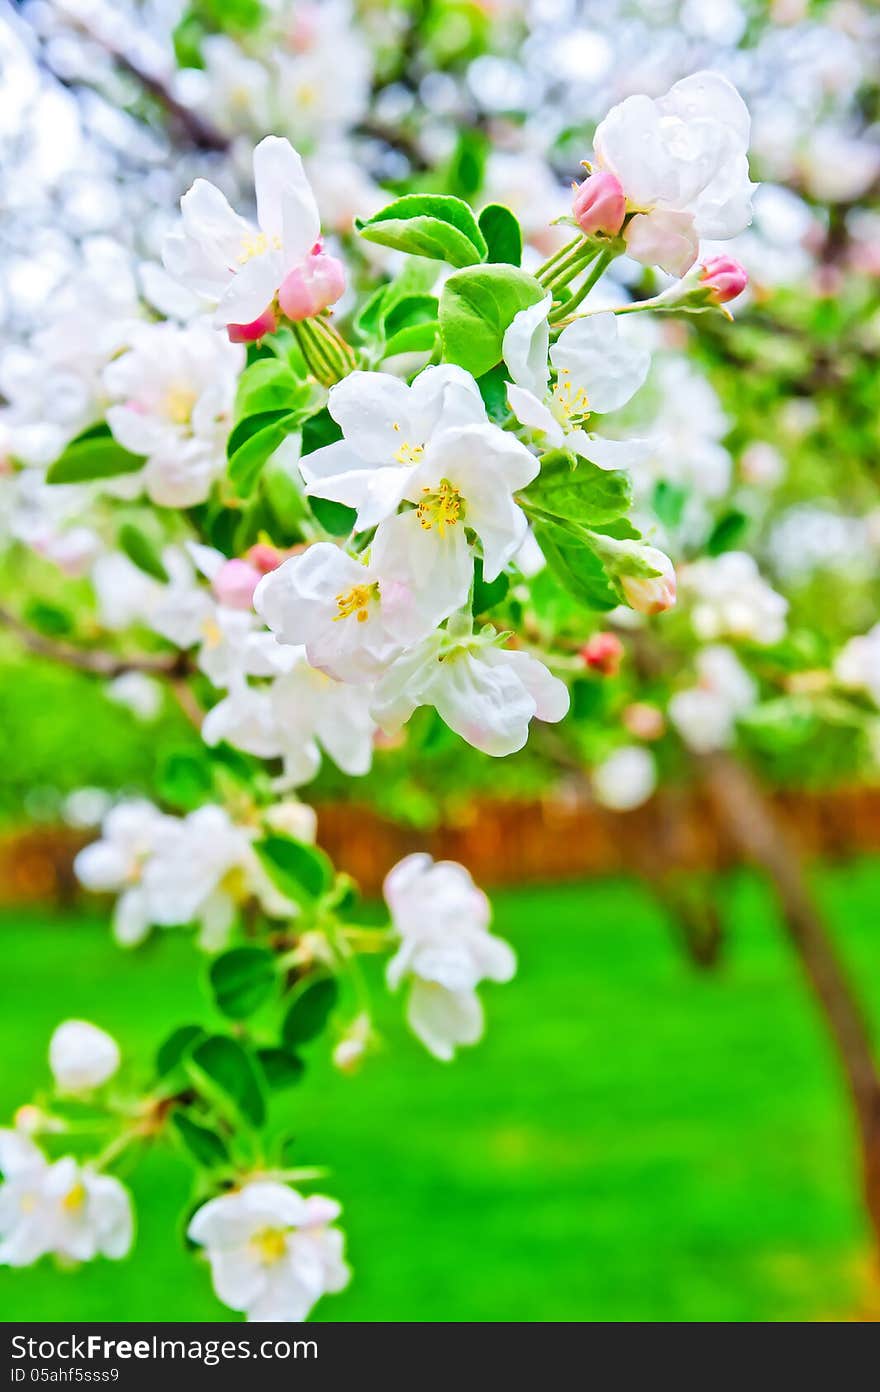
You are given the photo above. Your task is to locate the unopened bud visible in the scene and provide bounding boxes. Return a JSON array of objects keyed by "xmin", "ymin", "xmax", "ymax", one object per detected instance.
[
  {"xmin": 622, "ymin": 702, "xmax": 665, "ymax": 741},
  {"xmin": 698, "ymin": 256, "xmax": 748, "ymax": 305},
  {"xmin": 581, "ymin": 631, "xmax": 624, "ymax": 676},
  {"xmin": 212, "ymin": 558, "xmax": 263, "ymax": 611},
  {"xmin": 572, "ymin": 170, "xmax": 626, "ymax": 237},
  {"xmin": 278, "ymin": 251, "xmax": 346, "ymax": 322},
  {"xmin": 620, "ymin": 548, "xmax": 677, "ymax": 615},
  {"xmin": 247, "ymin": 543, "xmax": 285, "ymax": 575}
]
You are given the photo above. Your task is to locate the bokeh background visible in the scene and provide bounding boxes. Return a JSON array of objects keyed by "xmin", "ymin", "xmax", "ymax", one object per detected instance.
[{"xmin": 3, "ymin": 0, "xmax": 880, "ymax": 1322}]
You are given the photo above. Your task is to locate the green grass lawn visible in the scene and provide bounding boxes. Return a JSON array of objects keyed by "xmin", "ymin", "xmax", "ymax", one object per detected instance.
[{"xmin": 1, "ymin": 862, "xmax": 878, "ymax": 1322}]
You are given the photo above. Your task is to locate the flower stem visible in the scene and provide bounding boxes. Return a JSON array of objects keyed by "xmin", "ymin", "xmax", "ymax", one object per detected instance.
[
  {"xmin": 534, "ymin": 235, "xmax": 583, "ymax": 284},
  {"xmin": 549, "ymin": 249, "xmax": 615, "ymax": 325}
]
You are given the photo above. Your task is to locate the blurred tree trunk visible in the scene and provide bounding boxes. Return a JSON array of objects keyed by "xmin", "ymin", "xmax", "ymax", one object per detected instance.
[{"xmin": 701, "ymin": 752, "xmax": 880, "ymax": 1251}]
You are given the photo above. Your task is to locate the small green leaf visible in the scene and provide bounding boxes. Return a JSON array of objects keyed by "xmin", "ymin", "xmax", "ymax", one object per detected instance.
[
  {"xmin": 534, "ymin": 521, "xmax": 620, "ymax": 610},
  {"xmin": 707, "ymin": 509, "xmax": 748, "ymax": 556},
  {"xmin": 310, "ymin": 497, "xmax": 356, "ymax": 535},
  {"xmin": 653, "ymin": 480, "xmax": 688, "ymax": 529},
  {"xmin": 156, "ymin": 1025, "xmax": 207, "ymax": 1078},
  {"xmin": 439, "ymin": 264, "xmax": 545, "ymax": 377},
  {"xmin": 227, "ymin": 409, "xmax": 300, "ymax": 496},
  {"xmin": 301, "ymin": 406, "xmax": 343, "ymax": 456},
  {"xmin": 235, "ymin": 358, "xmax": 303, "ymax": 419},
  {"xmin": 171, "ymin": 1111, "xmax": 231, "ymax": 1168},
  {"xmin": 382, "ymin": 322, "xmax": 440, "ymax": 359},
  {"xmin": 478, "ymin": 204, "xmax": 522, "ymax": 266},
  {"xmin": 522, "ymin": 450, "xmax": 632, "ymax": 527},
  {"xmin": 258, "ymin": 1048, "xmax": 305, "ymax": 1091},
  {"xmin": 189, "ymin": 1035, "xmax": 266, "ymax": 1128},
  {"xmin": 358, "ymin": 194, "xmax": 487, "ymax": 267},
  {"xmin": 255, "ymin": 836, "xmax": 333, "ymax": 907},
  {"xmin": 118, "ymin": 523, "xmax": 170, "ymax": 583},
  {"xmin": 383, "ymin": 294, "xmax": 439, "ymax": 337},
  {"xmin": 209, "ymin": 946, "xmax": 277, "ymax": 1020},
  {"xmin": 282, "ymin": 977, "xmax": 339, "ymax": 1048},
  {"xmin": 46, "ymin": 429, "xmax": 145, "ymax": 485},
  {"xmin": 472, "ymin": 558, "xmax": 509, "ymax": 615},
  {"xmin": 157, "ymin": 751, "xmax": 214, "ymax": 811}
]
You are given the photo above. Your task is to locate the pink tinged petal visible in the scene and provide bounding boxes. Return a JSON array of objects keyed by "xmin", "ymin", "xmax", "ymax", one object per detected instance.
[
  {"xmin": 624, "ymin": 209, "xmax": 699, "ymax": 277},
  {"xmin": 227, "ymin": 306, "xmax": 279, "ymax": 343},
  {"xmin": 593, "ymin": 94, "xmax": 671, "ymax": 208},
  {"xmin": 506, "ymin": 384, "xmax": 564, "ymax": 446},
  {"xmin": 550, "ymin": 313, "xmax": 651, "ymax": 414},
  {"xmin": 252, "ymin": 136, "xmax": 321, "ymax": 263},
  {"xmin": 501, "ymin": 294, "xmax": 552, "ymax": 397},
  {"xmin": 406, "ymin": 982, "xmax": 484, "ymax": 1061}
]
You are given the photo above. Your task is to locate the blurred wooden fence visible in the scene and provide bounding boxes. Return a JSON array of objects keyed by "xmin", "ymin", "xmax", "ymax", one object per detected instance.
[{"xmin": 2, "ymin": 785, "xmax": 880, "ymax": 906}]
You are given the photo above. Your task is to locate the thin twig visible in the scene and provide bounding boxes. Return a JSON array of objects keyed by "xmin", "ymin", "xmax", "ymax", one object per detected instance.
[{"xmin": 0, "ymin": 606, "xmax": 187, "ymax": 679}]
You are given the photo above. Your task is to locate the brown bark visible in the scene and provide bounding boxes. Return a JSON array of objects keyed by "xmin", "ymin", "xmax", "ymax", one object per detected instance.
[{"xmin": 700, "ymin": 752, "xmax": 880, "ymax": 1249}]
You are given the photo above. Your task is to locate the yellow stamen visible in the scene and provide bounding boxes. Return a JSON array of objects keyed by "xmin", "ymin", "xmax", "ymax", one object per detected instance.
[
  {"xmin": 251, "ymin": 1227, "xmax": 288, "ymax": 1265},
  {"xmin": 237, "ymin": 232, "xmax": 282, "ymax": 265},
  {"xmin": 164, "ymin": 385, "xmax": 197, "ymax": 426},
  {"xmin": 61, "ymin": 1183, "xmax": 87, "ymax": 1214},
  {"xmin": 201, "ymin": 617, "xmax": 223, "ymax": 647},
  {"xmin": 416, "ymin": 480, "xmax": 463, "ymax": 537},
  {"xmin": 334, "ymin": 582, "xmax": 378, "ymax": 624},
  {"xmin": 393, "ymin": 440, "xmax": 425, "ymax": 466},
  {"xmin": 550, "ymin": 370, "xmax": 590, "ymax": 425}
]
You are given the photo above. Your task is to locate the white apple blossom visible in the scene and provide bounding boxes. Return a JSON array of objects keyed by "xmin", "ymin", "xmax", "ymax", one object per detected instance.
[
  {"xmin": 185, "ymin": 34, "xmax": 274, "ymax": 140},
  {"xmin": 593, "ymin": 71, "xmax": 755, "ymax": 275},
  {"xmin": 49, "ymin": 1021, "xmax": 120, "ymax": 1094},
  {"xmin": 503, "ymin": 296, "xmax": 651, "ymax": 469},
  {"xmin": 73, "ymin": 799, "xmax": 174, "ymax": 947},
  {"xmin": 103, "ymin": 321, "xmax": 243, "ymax": 507},
  {"xmin": 0, "ymin": 1134, "xmax": 133, "ymax": 1267},
  {"xmin": 668, "ymin": 645, "xmax": 757, "ymax": 753},
  {"xmin": 682, "ymin": 552, "xmax": 788, "ymax": 644},
  {"xmin": 631, "ymin": 357, "xmax": 732, "ymax": 500},
  {"xmin": 163, "ymin": 137, "xmax": 322, "ymax": 329},
  {"xmin": 835, "ymin": 625, "xmax": 880, "ymax": 706},
  {"xmin": 592, "ymin": 746, "xmax": 657, "ymax": 811},
  {"xmin": 106, "ymin": 673, "xmax": 164, "ymax": 723},
  {"xmin": 384, "ymin": 854, "xmax": 516, "ymax": 1061},
  {"xmin": 371, "ymin": 630, "xmax": 570, "ymax": 757},
  {"xmin": 188, "ymin": 1183, "xmax": 349, "ymax": 1322},
  {"xmin": 254, "ymin": 510, "xmax": 472, "ymax": 683},
  {"xmin": 270, "ymin": 653, "xmax": 377, "ymax": 784},
  {"xmin": 271, "ymin": 2, "xmax": 372, "ymax": 143}
]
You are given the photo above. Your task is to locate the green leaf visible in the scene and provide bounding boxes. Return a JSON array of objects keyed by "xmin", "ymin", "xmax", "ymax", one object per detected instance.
[
  {"xmin": 254, "ymin": 835, "xmax": 333, "ymax": 907},
  {"xmin": 171, "ymin": 1111, "xmax": 231, "ymax": 1168},
  {"xmin": 46, "ymin": 429, "xmax": 145, "ymax": 485},
  {"xmin": 534, "ymin": 521, "xmax": 620, "ymax": 610},
  {"xmin": 707, "ymin": 509, "xmax": 748, "ymax": 556},
  {"xmin": 439, "ymin": 264, "xmax": 544, "ymax": 377},
  {"xmin": 478, "ymin": 204, "xmax": 522, "ymax": 266},
  {"xmin": 382, "ymin": 322, "xmax": 440, "ymax": 359},
  {"xmin": 209, "ymin": 946, "xmax": 277, "ymax": 1020},
  {"xmin": 157, "ymin": 750, "xmax": 214, "ymax": 811},
  {"xmin": 301, "ymin": 406, "xmax": 342, "ymax": 456},
  {"xmin": 156, "ymin": 1025, "xmax": 207, "ymax": 1078},
  {"xmin": 522, "ymin": 450, "xmax": 632, "ymax": 527},
  {"xmin": 227, "ymin": 409, "xmax": 300, "ymax": 497},
  {"xmin": 189, "ymin": 1035, "xmax": 266, "ymax": 1128},
  {"xmin": 235, "ymin": 358, "xmax": 303, "ymax": 419},
  {"xmin": 652, "ymin": 480, "xmax": 688, "ymax": 530},
  {"xmin": 310, "ymin": 497, "xmax": 356, "ymax": 536},
  {"xmin": 258, "ymin": 1048, "xmax": 305, "ymax": 1091},
  {"xmin": 447, "ymin": 129, "xmax": 489, "ymax": 200},
  {"xmin": 383, "ymin": 294, "xmax": 439, "ymax": 337},
  {"xmin": 358, "ymin": 194, "xmax": 487, "ymax": 267},
  {"xmin": 472, "ymin": 558, "xmax": 509, "ymax": 615},
  {"xmin": 282, "ymin": 976, "xmax": 339, "ymax": 1048},
  {"xmin": 261, "ymin": 456, "xmax": 310, "ymax": 539},
  {"xmin": 118, "ymin": 523, "xmax": 169, "ymax": 583}
]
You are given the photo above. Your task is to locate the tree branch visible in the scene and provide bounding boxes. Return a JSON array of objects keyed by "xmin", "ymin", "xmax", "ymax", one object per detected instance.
[{"xmin": 0, "ymin": 606, "xmax": 189, "ymax": 679}]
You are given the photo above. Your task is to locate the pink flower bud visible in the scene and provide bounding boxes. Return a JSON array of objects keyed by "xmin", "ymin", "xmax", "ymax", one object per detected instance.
[
  {"xmin": 227, "ymin": 306, "xmax": 279, "ymax": 343},
  {"xmin": 699, "ymin": 256, "xmax": 748, "ymax": 305},
  {"xmin": 572, "ymin": 171, "xmax": 626, "ymax": 237},
  {"xmin": 212, "ymin": 558, "xmax": 263, "ymax": 610},
  {"xmin": 278, "ymin": 251, "xmax": 346, "ymax": 322},
  {"xmin": 246, "ymin": 543, "xmax": 285, "ymax": 575},
  {"xmin": 581, "ymin": 632, "xmax": 624, "ymax": 676},
  {"xmin": 622, "ymin": 702, "xmax": 665, "ymax": 741},
  {"xmin": 620, "ymin": 548, "xmax": 677, "ymax": 615}
]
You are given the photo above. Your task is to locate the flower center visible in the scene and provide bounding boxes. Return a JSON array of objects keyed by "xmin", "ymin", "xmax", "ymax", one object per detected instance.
[
  {"xmin": 164, "ymin": 385, "xmax": 197, "ymax": 426},
  {"xmin": 238, "ymin": 232, "xmax": 282, "ymax": 265},
  {"xmin": 416, "ymin": 480, "xmax": 464, "ymax": 537},
  {"xmin": 251, "ymin": 1227, "xmax": 288, "ymax": 1265},
  {"xmin": 19, "ymin": 1192, "xmax": 39, "ymax": 1215},
  {"xmin": 201, "ymin": 616, "xmax": 223, "ymax": 648},
  {"xmin": 61, "ymin": 1183, "xmax": 87, "ymax": 1214},
  {"xmin": 391, "ymin": 424, "xmax": 424, "ymax": 467},
  {"xmin": 334, "ymin": 582, "xmax": 379, "ymax": 624},
  {"xmin": 550, "ymin": 371, "xmax": 590, "ymax": 426}
]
